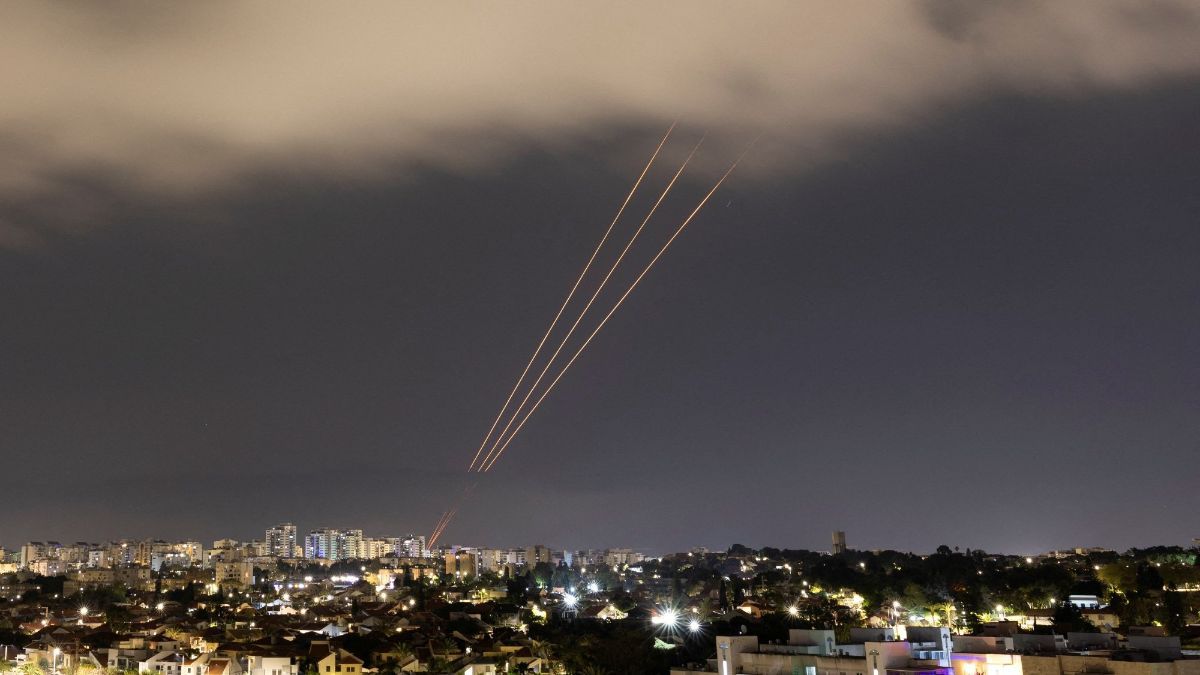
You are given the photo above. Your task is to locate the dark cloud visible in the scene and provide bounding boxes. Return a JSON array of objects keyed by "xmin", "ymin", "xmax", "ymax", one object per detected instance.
[{"xmin": 4, "ymin": 1, "xmax": 1200, "ymax": 247}]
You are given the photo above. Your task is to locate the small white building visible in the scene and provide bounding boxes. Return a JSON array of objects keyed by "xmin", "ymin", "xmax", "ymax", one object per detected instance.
[{"xmin": 140, "ymin": 651, "xmax": 185, "ymax": 675}]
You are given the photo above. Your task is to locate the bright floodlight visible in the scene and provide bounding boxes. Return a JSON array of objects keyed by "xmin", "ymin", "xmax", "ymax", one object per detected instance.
[
  {"xmin": 587, "ymin": 581, "xmax": 600, "ymax": 594},
  {"xmin": 688, "ymin": 618, "xmax": 701, "ymax": 633},
  {"xmin": 656, "ymin": 608, "xmax": 679, "ymax": 627},
  {"xmin": 79, "ymin": 606, "xmax": 89, "ymax": 616},
  {"xmin": 787, "ymin": 605, "xmax": 799, "ymax": 617},
  {"xmin": 562, "ymin": 593, "xmax": 578, "ymax": 608}
]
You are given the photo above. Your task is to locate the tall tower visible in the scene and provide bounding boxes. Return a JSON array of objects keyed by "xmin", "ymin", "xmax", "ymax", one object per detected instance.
[
  {"xmin": 832, "ymin": 531, "xmax": 847, "ymax": 554},
  {"xmin": 304, "ymin": 528, "xmax": 348, "ymax": 560},
  {"xmin": 265, "ymin": 523, "xmax": 297, "ymax": 558}
]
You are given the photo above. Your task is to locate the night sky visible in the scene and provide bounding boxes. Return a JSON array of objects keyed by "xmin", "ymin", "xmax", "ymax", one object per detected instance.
[{"xmin": 2, "ymin": 3, "xmax": 1199, "ymax": 554}]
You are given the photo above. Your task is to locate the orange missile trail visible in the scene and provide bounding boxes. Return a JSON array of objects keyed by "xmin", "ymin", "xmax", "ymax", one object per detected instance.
[
  {"xmin": 475, "ymin": 137, "xmax": 705, "ymax": 472},
  {"xmin": 427, "ymin": 481, "xmax": 477, "ymax": 547},
  {"xmin": 481, "ymin": 145, "xmax": 755, "ymax": 473},
  {"xmin": 466, "ymin": 122, "xmax": 677, "ymax": 472},
  {"xmin": 428, "ymin": 510, "xmax": 452, "ymax": 544},
  {"xmin": 430, "ymin": 508, "xmax": 456, "ymax": 547},
  {"xmin": 430, "ymin": 507, "xmax": 456, "ymax": 546}
]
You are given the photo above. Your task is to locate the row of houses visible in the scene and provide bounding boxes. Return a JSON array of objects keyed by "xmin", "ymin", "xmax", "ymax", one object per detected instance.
[{"xmin": 2, "ymin": 594, "xmax": 555, "ymax": 675}]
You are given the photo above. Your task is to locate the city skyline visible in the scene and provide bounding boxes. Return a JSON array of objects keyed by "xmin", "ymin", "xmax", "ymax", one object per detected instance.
[
  {"xmin": 5, "ymin": 524, "xmax": 1198, "ymax": 561},
  {"xmin": 3, "ymin": 3, "xmax": 1200, "ymax": 553}
]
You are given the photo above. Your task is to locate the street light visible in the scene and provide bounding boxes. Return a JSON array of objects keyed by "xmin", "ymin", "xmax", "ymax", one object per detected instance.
[{"xmin": 651, "ymin": 607, "xmax": 679, "ymax": 629}]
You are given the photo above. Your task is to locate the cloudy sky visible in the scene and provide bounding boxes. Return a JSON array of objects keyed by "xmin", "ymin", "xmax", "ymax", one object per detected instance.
[{"xmin": 2, "ymin": 1, "xmax": 1199, "ymax": 554}]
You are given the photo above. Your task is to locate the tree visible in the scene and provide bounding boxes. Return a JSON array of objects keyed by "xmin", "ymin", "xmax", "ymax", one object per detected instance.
[
  {"xmin": 1052, "ymin": 603, "xmax": 1093, "ymax": 633},
  {"xmin": 1162, "ymin": 590, "xmax": 1186, "ymax": 635}
]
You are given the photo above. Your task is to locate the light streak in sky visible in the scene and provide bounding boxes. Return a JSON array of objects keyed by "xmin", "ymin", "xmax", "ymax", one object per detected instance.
[
  {"xmin": 427, "ymin": 481, "xmax": 477, "ymax": 546},
  {"xmin": 480, "ymin": 144, "xmax": 753, "ymax": 472},
  {"xmin": 429, "ymin": 509, "xmax": 455, "ymax": 547},
  {"xmin": 466, "ymin": 122, "xmax": 677, "ymax": 471},
  {"xmin": 428, "ymin": 510, "xmax": 452, "ymax": 545},
  {"xmin": 475, "ymin": 136, "xmax": 704, "ymax": 472}
]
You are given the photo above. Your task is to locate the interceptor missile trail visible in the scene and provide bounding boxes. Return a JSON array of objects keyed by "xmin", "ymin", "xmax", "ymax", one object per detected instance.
[
  {"xmin": 430, "ymin": 506, "xmax": 458, "ymax": 546},
  {"xmin": 427, "ymin": 481, "xmax": 477, "ymax": 546},
  {"xmin": 428, "ymin": 510, "xmax": 452, "ymax": 544},
  {"xmin": 475, "ymin": 137, "xmax": 704, "ymax": 472},
  {"xmin": 480, "ymin": 146, "xmax": 754, "ymax": 473},
  {"xmin": 429, "ymin": 508, "xmax": 456, "ymax": 547},
  {"xmin": 466, "ymin": 122, "xmax": 677, "ymax": 472}
]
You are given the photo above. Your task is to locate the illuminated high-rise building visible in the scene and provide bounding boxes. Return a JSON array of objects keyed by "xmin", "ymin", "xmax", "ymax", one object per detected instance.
[
  {"xmin": 305, "ymin": 528, "xmax": 346, "ymax": 560},
  {"xmin": 265, "ymin": 523, "xmax": 297, "ymax": 558},
  {"xmin": 400, "ymin": 535, "xmax": 427, "ymax": 558}
]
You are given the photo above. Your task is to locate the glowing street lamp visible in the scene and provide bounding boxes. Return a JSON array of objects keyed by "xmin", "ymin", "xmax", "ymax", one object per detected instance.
[
  {"xmin": 562, "ymin": 593, "xmax": 578, "ymax": 609},
  {"xmin": 688, "ymin": 618, "xmax": 702, "ymax": 633},
  {"xmin": 652, "ymin": 608, "xmax": 680, "ymax": 629},
  {"xmin": 787, "ymin": 605, "xmax": 799, "ymax": 617}
]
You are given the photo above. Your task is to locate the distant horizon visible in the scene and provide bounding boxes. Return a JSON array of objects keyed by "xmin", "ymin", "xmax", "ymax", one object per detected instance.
[{"xmin": 6, "ymin": 529, "xmax": 1199, "ymax": 559}]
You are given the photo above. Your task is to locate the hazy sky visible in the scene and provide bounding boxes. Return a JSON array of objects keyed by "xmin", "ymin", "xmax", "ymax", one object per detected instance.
[{"xmin": 2, "ymin": 2, "xmax": 1199, "ymax": 554}]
